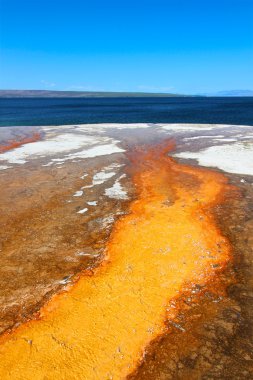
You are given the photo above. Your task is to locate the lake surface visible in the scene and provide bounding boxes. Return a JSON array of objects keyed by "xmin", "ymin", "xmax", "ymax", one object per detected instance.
[{"xmin": 0, "ymin": 97, "xmax": 253, "ymax": 126}]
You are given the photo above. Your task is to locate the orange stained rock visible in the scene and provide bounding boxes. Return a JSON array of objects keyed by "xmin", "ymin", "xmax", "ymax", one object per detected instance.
[
  {"xmin": 0, "ymin": 132, "xmax": 41, "ymax": 153},
  {"xmin": 0, "ymin": 141, "xmax": 232, "ymax": 380}
]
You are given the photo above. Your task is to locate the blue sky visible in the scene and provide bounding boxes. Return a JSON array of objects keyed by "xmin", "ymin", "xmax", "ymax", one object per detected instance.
[{"xmin": 0, "ymin": 0, "xmax": 252, "ymax": 94}]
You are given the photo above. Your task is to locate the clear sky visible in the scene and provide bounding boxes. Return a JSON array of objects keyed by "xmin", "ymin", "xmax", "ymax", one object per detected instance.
[{"xmin": 0, "ymin": 0, "xmax": 252, "ymax": 94}]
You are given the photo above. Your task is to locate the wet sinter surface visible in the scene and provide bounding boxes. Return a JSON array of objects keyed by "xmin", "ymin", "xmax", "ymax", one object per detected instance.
[{"xmin": 0, "ymin": 140, "xmax": 233, "ymax": 379}]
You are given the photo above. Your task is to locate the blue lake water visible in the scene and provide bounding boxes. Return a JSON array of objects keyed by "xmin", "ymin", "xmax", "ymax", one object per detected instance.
[{"xmin": 0, "ymin": 97, "xmax": 253, "ymax": 127}]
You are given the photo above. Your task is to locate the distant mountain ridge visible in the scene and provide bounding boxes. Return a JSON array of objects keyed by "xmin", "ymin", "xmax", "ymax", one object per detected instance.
[
  {"xmin": 0, "ymin": 90, "xmax": 185, "ymax": 98},
  {"xmin": 1, "ymin": 89, "xmax": 252, "ymax": 98}
]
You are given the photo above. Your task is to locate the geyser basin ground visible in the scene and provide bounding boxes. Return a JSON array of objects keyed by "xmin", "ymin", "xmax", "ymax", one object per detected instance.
[{"xmin": 0, "ymin": 124, "xmax": 252, "ymax": 379}]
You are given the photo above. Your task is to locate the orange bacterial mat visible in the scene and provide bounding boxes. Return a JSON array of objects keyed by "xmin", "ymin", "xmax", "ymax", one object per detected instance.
[{"xmin": 0, "ymin": 141, "xmax": 232, "ymax": 380}]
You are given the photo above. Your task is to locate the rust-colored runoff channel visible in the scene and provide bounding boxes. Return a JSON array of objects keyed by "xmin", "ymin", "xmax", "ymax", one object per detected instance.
[
  {"xmin": 0, "ymin": 132, "xmax": 41, "ymax": 153},
  {"xmin": 0, "ymin": 141, "xmax": 232, "ymax": 379}
]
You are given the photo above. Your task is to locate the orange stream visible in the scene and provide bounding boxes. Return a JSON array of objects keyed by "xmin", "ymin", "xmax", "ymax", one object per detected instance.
[
  {"xmin": 0, "ymin": 132, "xmax": 41, "ymax": 153},
  {"xmin": 0, "ymin": 142, "xmax": 231, "ymax": 379}
]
